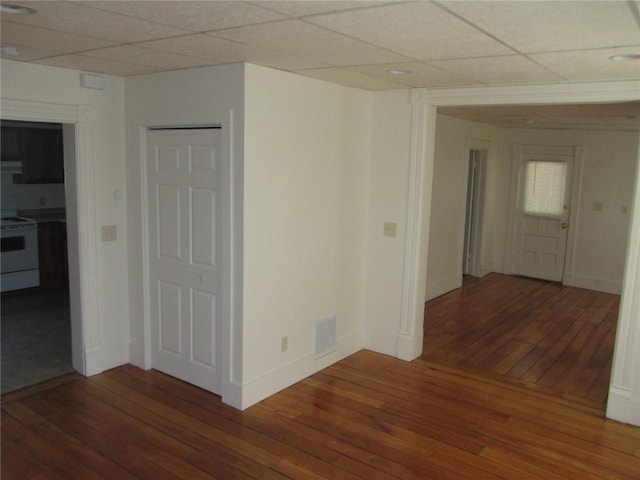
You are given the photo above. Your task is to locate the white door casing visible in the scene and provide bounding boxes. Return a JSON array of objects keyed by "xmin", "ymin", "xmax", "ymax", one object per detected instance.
[
  {"xmin": 147, "ymin": 128, "xmax": 224, "ymax": 394},
  {"xmin": 463, "ymin": 149, "xmax": 487, "ymax": 277},
  {"xmin": 511, "ymin": 145, "xmax": 575, "ymax": 282}
]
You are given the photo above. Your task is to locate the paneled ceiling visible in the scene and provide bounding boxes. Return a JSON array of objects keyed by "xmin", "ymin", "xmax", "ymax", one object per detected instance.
[{"xmin": 1, "ymin": 0, "xmax": 640, "ymax": 130}]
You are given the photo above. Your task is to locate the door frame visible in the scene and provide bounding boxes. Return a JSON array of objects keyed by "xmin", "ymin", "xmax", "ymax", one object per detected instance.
[
  {"xmin": 1, "ymin": 98, "xmax": 100, "ymax": 376},
  {"xmin": 401, "ymin": 80, "xmax": 640, "ymax": 425},
  {"xmin": 463, "ymin": 147, "xmax": 487, "ymax": 278},
  {"xmin": 504, "ymin": 143, "xmax": 584, "ymax": 283},
  {"xmin": 131, "ymin": 109, "xmax": 241, "ymax": 408}
]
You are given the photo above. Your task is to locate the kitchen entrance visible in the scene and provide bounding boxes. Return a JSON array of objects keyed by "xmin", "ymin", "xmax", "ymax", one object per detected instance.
[{"xmin": 1, "ymin": 120, "xmax": 72, "ymax": 394}]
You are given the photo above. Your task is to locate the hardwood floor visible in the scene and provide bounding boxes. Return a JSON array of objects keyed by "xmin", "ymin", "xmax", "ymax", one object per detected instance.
[
  {"xmin": 423, "ymin": 273, "xmax": 619, "ymax": 407},
  {"xmin": 2, "ymin": 351, "xmax": 640, "ymax": 479}
]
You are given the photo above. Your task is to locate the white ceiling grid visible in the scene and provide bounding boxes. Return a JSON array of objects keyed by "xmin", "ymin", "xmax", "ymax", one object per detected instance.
[{"xmin": 0, "ymin": 0, "xmax": 639, "ymax": 129}]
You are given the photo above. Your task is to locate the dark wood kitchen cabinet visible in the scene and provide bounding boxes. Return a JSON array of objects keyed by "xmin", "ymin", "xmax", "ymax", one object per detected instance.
[
  {"xmin": 38, "ymin": 221, "xmax": 68, "ymax": 289},
  {"xmin": 1, "ymin": 123, "xmax": 65, "ymax": 184}
]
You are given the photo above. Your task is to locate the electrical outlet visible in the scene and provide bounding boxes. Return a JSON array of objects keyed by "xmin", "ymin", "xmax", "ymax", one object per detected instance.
[
  {"xmin": 281, "ymin": 336, "xmax": 288, "ymax": 352},
  {"xmin": 383, "ymin": 222, "xmax": 397, "ymax": 238},
  {"xmin": 102, "ymin": 225, "xmax": 117, "ymax": 242}
]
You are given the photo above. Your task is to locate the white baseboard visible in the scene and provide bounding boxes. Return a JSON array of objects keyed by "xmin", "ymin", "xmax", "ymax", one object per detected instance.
[
  {"xmin": 480, "ymin": 261, "xmax": 494, "ymax": 277},
  {"xmin": 396, "ymin": 332, "xmax": 415, "ymax": 361},
  {"xmin": 563, "ymin": 272, "xmax": 622, "ymax": 294},
  {"xmin": 425, "ymin": 273, "xmax": 462, "ymax": 301},
  {"xmin": 84, "ymin": 345, "xmax": 104, "ymax": 376},
  {"xmin": 606, "ymin": 385, "xmax": 633, "ymax": 424},
  {"xmin": 238, "ymin": 329, "xmax": 363, "ymax": 410}
]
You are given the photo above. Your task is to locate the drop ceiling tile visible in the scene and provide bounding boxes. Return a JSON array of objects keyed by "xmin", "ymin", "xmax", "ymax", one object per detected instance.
[
  {"xmin": 306, "ymin": 2, "xmax": 514, "ymax": 60},
  {"xmin": 4, "ymin": 1, "xmax": 190, "ymax": 42},
  {"xmin": 212, "ymin": 19, "xmax": 410, "ymax": 66},
  {"xmin": 139, "ymin": 34, "xmax": 327, "ymax": 70},
  {"xmin": 33, "ymin": 54, "xmax": 161, "ymax": 76},
  {"xmin": 529, "ymin": 47, "xmax": 640, "ymax": 81},
  {"xmin": 253, "ymin": 1, "xmax": 386, "ymax": 17},
  {"xmin": 78, "ymin": 1, "xmax": 286, "ymax": 32},
  {"xmin": 431, "ymin": 55, "xmax": 564, "ymax": 85},
  {"xmin": 347, "ymin": 62, "xmax": 479, "ymax": 88},
  {"xmin": 0, "ymin": 21, "xmax": 115, "ymax": 53},
  {"xmin": 296, "ymin": 67, "xmax": 406, "ymax": 90},
  {"xmin": 442, "ymin": 1, "xmax": 640, "ymax": 53},
  {"xmin": 80, "ymin": 45, "xmax": 212, "ymax": 70}
]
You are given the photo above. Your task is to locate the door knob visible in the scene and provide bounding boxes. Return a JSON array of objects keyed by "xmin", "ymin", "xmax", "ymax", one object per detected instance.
[{"xmin": 561, "ymin": 222, "xmax": 568, "ymax": 229}]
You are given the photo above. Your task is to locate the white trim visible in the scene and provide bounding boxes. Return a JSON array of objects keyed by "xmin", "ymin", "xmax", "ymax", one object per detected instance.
[
  {"xmin": 1, "ymin": 98, "xmax": 78, "ymax": 123},
  {"xmin": 425, "ymin": 80, "xmax": 640, "ymax": 106},
  {"xmin": 0, "ymin": 98, "xmax": 98, "ymax": 377},
  {"xmin": 396, "ymin": 91, "xmax": 433, "ymax": 361},
  {"xmin": 76, "ymin": 106, "xmax": 101, "ymax": 356},
  {"xmin": 239, "ymin": 330, "xmax": 363, "ymax": 410},
  {"xmin": 606, "ymin": 385, "xmax": 632, "ymax": 423},
  {"xmin": 562, "ymin": 272, "xmax": 622, "ymax": 295},
  {"xmin": 83, "ymin": 345, "xmax": 104, "ymax": 376},
  {"xmin": 562, "ymin": 146, "xmax": 585, "ymax": 286}
]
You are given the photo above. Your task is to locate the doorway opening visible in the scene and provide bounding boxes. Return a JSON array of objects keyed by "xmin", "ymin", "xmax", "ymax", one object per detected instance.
[
  {"xmin": 462, "ymin": 149, "xmax": 487, "ymax": 277},
  {"xmin": 422, "ymin": 109, "xmax": 634, "ymax": 411},
  {"xmin": 1, "ymin": 120, "xmax": 74, "ymax": 394}
]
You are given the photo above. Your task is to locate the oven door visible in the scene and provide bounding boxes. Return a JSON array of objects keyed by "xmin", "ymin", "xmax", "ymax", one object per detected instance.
[{"xmin": 1, "ymin": 224, "xmax": 39, "ymax": 273}]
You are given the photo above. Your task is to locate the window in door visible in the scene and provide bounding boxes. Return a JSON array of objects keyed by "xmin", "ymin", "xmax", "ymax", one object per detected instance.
[{"xmin": 522, "ymin": 160, "xmax": 567, "ymax": 217}]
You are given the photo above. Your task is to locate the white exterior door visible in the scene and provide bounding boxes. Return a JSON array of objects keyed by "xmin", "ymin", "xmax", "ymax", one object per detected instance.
[
  {"xmin": 512, "ymin": 147, "xmax": 574, "ymax": 282},
  {"xmin": 147, "ymin": 128, "xmax": 223, "ymax": 394}
]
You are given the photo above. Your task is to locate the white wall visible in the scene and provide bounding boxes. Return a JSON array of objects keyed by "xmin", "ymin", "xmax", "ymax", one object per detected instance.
[
  {"xmin": 494, "ymin": 128, "xmax": 639, "ymax": 294},
  {"xmin": 1, "ymin": 59, "xmax": 129, "ymax": 373},
  {"xmin": 363, "ymin": 89, "xmax": 413, "ymax": 356},
  {"xmin": 242, "ymin": 64, "xmax": 371, "ymax": 407},
  {"xmin": 425, "ymin": 114, "xmax": 502, "ymax": 300}
]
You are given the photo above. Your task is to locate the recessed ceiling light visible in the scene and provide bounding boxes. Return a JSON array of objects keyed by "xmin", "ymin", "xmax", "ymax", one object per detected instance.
[
  {"xmin": 388, "ymin": 69, "xmax": 412, "ymax": 76},
  {"xmin": 609, "ymin": 54, "xmax": 640, "ymax": 61},
  {"xmin": 0, "ymin": 3, "xmax": 36, "ymax": 14},
  {"xmin": 0, "ymin": 45, "xmax": 20, "ymax": 56}
]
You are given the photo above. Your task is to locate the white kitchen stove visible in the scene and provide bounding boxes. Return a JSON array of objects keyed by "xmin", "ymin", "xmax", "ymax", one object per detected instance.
[{"xmin": 1, "ymin": 197, "xmax": 40, "ymax": 292}]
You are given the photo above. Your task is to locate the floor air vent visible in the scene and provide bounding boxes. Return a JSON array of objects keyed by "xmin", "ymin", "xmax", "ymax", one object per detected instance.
[{"xmin": 314, "ymin": 315, "xmax": 336, "ymax": 359}]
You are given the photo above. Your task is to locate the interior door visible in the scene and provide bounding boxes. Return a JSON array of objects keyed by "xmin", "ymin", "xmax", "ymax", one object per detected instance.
[
  {"xmin": 512, "ymin": 148, "xmax": 573, "ymax": 282},
  {"xmin": 147, "ymin": 128, "xmax": 223, "ymax": 394}
]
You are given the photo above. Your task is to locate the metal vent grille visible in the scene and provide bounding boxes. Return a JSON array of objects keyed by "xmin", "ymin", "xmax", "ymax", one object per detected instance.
[{"xmin": 314, "ymin": 315, "xmax": 336, "ymax": 359}]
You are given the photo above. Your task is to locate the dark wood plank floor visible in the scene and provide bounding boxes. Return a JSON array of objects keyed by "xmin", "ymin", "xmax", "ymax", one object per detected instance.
[
  {"xmin": 2, "ymin": 351, "xmax": 640, "ymax": 479},
  {"xmin": 423, "ymin": 273, "xmax": 619, "ymax": 407}
]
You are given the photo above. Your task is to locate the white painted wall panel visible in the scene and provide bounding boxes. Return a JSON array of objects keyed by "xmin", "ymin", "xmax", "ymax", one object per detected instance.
[{"xmin": 242, "ymin": 64, "xmax": 370, "ymax": 405}]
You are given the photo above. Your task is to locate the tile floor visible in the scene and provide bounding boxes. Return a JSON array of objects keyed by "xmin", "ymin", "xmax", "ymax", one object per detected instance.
[{"xmin": 1, "ymin": 287, "xmax": 73, "ymax": 395}]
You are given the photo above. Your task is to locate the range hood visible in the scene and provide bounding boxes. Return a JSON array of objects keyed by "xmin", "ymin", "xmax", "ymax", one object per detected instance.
[{"xmin": 0, "ymin": 161, "xmax": 23, "ymax": 174}]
